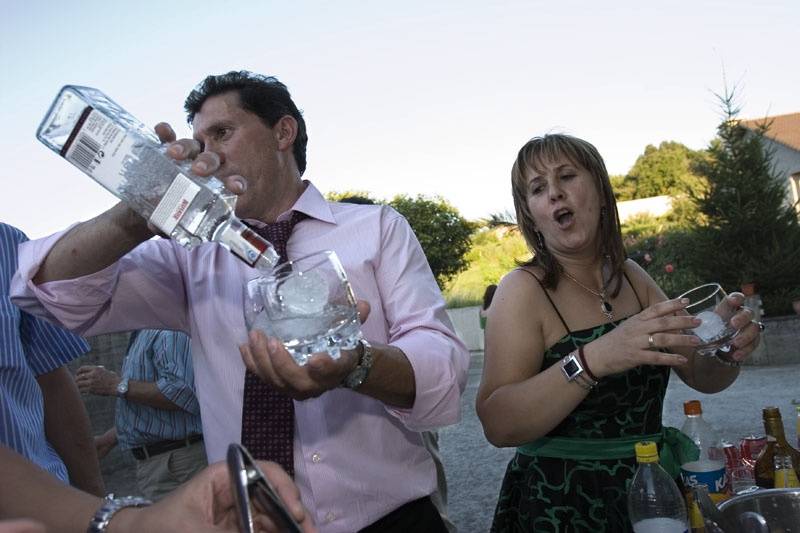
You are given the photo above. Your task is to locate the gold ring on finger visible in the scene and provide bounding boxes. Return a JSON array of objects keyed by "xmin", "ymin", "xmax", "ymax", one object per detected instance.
[{"xmin": 648, "ymin": 334, "xmax": 656, "ymax": 349}]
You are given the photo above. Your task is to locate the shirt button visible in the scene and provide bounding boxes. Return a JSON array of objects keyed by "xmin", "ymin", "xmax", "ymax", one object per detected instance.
[
  {"xmin": 311, "ymin": 452, "xmax": 321, "ymax": 463},
  {"xmin": 325, "ymin": 511, "xmax": 336, "ymax": 523}
]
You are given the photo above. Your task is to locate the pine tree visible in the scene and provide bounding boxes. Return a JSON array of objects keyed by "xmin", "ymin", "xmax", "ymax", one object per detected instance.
[{"xmin": 691, "ymin": 87, "xmax": 800, "ymax": 313}]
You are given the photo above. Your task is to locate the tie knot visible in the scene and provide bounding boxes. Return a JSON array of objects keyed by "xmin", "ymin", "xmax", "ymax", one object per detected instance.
[{"xmin": 255, "ymin": 211, "xmax": 308, "ymax": 263}]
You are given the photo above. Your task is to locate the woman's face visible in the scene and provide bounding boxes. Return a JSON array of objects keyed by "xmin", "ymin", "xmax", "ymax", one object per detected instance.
[{"xmin": 524, "ymin": 156, "xmax": 603, "ymax": 259}]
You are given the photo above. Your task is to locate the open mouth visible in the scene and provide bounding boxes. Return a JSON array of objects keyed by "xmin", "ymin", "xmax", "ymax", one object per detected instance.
[{"xmin": 553, "ymin": 208, "xmax": 574, "ymax": 227}]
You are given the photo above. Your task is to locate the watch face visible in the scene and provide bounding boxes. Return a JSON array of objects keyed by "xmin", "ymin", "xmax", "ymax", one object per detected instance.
[{"xmin": 563, "ymin": 358, "xmax": 580, "ymax": 378}]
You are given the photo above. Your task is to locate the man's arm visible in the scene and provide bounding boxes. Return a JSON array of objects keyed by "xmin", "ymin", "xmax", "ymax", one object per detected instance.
[
  {"xmin": 33, "ymin": 203, "xmax": 152, "ymax": 284},
  {"xmin": 36, "ymin": 367, "xmax": 105, "ymax": 496},
  {"xmin": 0, "ymin": 445, "xmax": 316, "ymax": 533},
  {"xmin": 75, "ymin": 366, "xmax": 183, "ymax": 410},
  {"xmin": 240, "ymin": 208, "xmax": 469, "ymax": 425}
]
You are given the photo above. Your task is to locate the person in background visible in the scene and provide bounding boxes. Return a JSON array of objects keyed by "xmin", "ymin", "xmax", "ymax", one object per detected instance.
[
  {"xmin": 12, "ymin": 71, "xmax": 469, "ymax": 532},
  {"xmin": 0, "ymin": 444, "xmax": 315, "ymax": 533},
  {"xmin": 478, "ymin": 284, "xmax": 497, "ymax": 331},
  {"xmin": 475, "ymin": 134, "xmax": 762, "ymax": 531},
  {"xmin": 0, "ymin": 222, "xmax": 104, "ymax": 496},
  {"xmin": 76, "ymin": 329, "xmax": 206, "ymax": 500}
]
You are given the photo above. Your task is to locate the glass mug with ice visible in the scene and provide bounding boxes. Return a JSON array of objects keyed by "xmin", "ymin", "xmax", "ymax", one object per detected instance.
[
  {"xmin": 243, "ymin": 250, "xmax": 361, "ymax": 365},
  {"xmin": 678, "ymin": 283, "xmax": 740, "ymax": 357}
]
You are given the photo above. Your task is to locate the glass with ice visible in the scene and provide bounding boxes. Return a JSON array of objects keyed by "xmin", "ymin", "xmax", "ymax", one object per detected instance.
[
  {"xmin": 678, "ymin": 283, "xmax": 741, "ymax": 357},
  {"xmin": 243, "ymin": 250, "xmax": 361, "ymax": 365}
]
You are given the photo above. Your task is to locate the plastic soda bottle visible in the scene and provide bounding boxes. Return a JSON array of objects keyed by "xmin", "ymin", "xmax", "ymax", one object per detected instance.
[
  {"xmin": 678, "ymin": 400, "xmax": 726, "ymax": 531},
  {"xmin": 628, "ymin": 441, "xmax": 689, "ymax": 533}
]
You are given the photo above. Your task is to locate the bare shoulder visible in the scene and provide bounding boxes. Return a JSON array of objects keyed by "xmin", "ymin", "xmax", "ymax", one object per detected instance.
[
  {"xmin": 623, "ymin": 259, "xmax": 666, "ymax": 307},
  {"xmin": 490, "ymin": 267, "xmax": 549, "ymax": 336},
  {"xmin": 495, "ymin": 267, "xmax": 546, "ymax": 310}
]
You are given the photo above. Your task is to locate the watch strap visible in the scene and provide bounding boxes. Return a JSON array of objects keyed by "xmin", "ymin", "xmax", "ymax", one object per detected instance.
[
  {"xmin": 343, "ymin": 338, "xmax": 373, "ymax": 389},
  {"xmin": 87, "ymin": 495, "xmax": 152, "ymax": 532}
]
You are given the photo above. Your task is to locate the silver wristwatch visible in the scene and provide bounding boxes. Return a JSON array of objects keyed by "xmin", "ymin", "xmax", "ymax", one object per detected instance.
[
  {"xmin": 343, "ymin": 339, "xmax": 373, "ymax": 390},
  {"xmin": 116, "ymin": 378, "xmax": 129, "ymax": 398},
  {"xmin": 560, "ymin": 352, "xmax": 598, "ymax": 390},
  {"xmin": 88, "ymin": 495, "xmax": 152, "ymax": 532}
]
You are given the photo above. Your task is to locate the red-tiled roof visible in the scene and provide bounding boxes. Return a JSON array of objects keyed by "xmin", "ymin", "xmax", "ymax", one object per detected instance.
[{"xmin": 740, "ymin": 112, "xmax": 800, "ymax": 152}]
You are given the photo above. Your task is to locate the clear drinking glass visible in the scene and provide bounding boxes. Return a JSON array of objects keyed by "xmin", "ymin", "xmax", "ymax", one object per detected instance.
[
  {"xmin": 678, "ymin": 283, "xmax": 741, "ymax": 357},
  {"xmin": 243, "ymin": 250, "xmax": 361, "ymax": 365}
]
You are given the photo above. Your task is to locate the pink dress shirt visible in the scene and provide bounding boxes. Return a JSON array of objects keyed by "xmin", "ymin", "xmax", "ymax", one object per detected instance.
[{"xmin": 11, "ymin": 181, "xmax": 469, "ymax": 532}]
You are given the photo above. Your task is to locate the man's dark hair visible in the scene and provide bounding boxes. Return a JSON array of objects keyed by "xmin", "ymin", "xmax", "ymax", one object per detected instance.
[{"xmin": 184, "ymin": 71, "xmax": 308, "ymax": 175}]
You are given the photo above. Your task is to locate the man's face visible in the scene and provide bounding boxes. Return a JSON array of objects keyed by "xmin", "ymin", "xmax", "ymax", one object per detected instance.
[{"xmin": 191, "ymin": 91, "xmax": 281, "ymax": 221}]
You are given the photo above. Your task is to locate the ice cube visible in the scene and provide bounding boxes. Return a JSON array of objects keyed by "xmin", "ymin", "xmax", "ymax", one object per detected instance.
[
  {"xmin": 692, "ymin": 310, "xmax": 725, "ymax": 343},
  {"xmin": 278, "ymin": 271, "xmax": 328, "ymax": 315}
]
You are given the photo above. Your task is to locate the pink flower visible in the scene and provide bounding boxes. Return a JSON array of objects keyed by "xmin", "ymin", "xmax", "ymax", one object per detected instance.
[{"xmin": 665, "ymin": 263, "xmax": 674, "ymax": 273}]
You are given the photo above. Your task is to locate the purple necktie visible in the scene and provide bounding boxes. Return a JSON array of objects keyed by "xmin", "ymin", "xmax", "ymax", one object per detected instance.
[{"xmin": 241, "ymin": 211, "xmax": 307, "ymax": 476}]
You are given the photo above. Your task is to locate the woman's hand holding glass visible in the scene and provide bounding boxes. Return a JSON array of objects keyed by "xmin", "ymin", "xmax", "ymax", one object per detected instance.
[
  {"xmin": 679, "ymin": 283, "xmax": 762, "ymax": 364},
  {"xmin": 584, "ymin": 298, "xmax": 700, "ymax": 377}
]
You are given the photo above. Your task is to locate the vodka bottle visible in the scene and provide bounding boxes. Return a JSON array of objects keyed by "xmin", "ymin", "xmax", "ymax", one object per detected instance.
[
  {"xmin": 628, "ymin": 441, "xmax": 689, "ymax": 533},
  {"xmin": 36, "ymin": 85, "xmax": 279, "ymax": 271}
]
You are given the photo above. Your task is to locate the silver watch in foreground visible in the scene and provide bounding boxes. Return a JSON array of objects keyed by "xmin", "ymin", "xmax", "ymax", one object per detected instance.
[
  {"xmin": 87, "ymin": 495, "xmax": 152, "ymax": 532},
  {"xmin": 343, "ymin": 338, "xmax": 373, "ymax": 389},
  {"xmin": 560, "ymin": 352, "xmax": 598, "ymax": 390}
]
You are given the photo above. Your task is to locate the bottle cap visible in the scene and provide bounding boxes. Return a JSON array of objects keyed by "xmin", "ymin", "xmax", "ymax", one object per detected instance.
[
  {"xmin": 684, "ymin": 400, "xmax": 702, "ymax": 416},
  {"xmin": 634, "ymin": 441, "xmax": 659, "ymax": 463},
  {"xmin": 763, "ymin": 406, "xmax": 781, "ymax": 419}
]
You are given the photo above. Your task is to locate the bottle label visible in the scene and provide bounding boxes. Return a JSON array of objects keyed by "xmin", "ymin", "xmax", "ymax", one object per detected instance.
[
  {"xmin": 680, "ymin": 461, "xmax": 727, "ymax": 493},
  {"xmin": 149, "ymin": 174, "xmax": 201, "ymax": 234},
  {"xmin": 62, "ymin": 107, "xmax": 138, "ymax": 191},
  {"xmin": 217, "ymin": 220, "xmax": 270, "ymax": 268}
]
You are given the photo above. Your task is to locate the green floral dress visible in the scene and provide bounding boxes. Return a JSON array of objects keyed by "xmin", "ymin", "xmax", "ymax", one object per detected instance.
[{"xmin": 491, "ymin": 274, "xmax": 670, "ymax": 532}]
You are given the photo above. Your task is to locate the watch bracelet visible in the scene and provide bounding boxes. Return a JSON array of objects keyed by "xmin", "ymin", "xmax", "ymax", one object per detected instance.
[{"xmin": 87, "ymin": 495, "xmax": 152, "ymax": 533}]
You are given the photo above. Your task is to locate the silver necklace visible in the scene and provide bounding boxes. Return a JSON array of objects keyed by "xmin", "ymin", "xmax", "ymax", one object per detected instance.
[{"xmin": 561, "ymin": 269, "xmax": 614, "ymax": 320}]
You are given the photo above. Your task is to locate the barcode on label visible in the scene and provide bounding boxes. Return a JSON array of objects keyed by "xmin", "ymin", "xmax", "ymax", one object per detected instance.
[{"xmin": 70, "ymin": 133, "xmax": 101, "ymax": 171}]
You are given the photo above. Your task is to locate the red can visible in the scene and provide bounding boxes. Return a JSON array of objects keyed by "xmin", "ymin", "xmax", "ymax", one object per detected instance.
[
  {"xmin": 721, "ymin": 440, "xmax": 741, "ymax": 471},
  {"xmin": 739, "ymin": 434, "xmax": 767, "ymax": 467}
]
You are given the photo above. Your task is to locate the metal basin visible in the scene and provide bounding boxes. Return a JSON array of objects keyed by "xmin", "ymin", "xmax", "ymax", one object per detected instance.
[{"xmin": 718, "ymin": 488, "xmax": 800, "ymax": 532}]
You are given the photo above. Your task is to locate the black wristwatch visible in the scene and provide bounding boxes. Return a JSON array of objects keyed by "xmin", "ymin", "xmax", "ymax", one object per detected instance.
[{"xmin": 343, "ymin": 339, "xmax": 373, "ymax": 390}]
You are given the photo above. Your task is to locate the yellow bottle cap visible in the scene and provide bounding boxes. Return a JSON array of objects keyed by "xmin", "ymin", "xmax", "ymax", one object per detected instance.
[{"xmin": 635, "ymin": 441, "xmax": 659, "ymax": 463}]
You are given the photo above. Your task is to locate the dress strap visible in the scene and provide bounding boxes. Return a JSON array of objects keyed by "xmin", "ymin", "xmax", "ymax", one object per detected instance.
[
  {"xmin": 515, "ymin": 268, "xmax": 571, "ymax": 335},
  {"xmin": 623, "ymin": 271, "xmax": 644, "ymax": 311}
]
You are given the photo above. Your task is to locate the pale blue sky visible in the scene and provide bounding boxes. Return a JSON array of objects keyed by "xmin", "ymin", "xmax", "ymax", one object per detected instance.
[{"xmin": 2, "ymin": 0, "xmax": 798, "ymax": 237}]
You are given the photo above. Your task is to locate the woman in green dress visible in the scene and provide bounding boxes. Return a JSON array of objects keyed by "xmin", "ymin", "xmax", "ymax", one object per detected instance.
[{"xmin": 475, "ymin": 134, "xmax": 762, "ymax": 532}]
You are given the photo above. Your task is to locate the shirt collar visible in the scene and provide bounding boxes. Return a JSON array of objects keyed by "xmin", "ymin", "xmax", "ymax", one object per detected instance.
[{"xmin": 243, "ymin": 180, "xmax": 335, "ymax": 228}]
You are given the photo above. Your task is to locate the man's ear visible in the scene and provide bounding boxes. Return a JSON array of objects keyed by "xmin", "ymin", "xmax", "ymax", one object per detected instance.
[{"xmin": 274, "ymin": 115, "xmax": 298, "ymax": 151}]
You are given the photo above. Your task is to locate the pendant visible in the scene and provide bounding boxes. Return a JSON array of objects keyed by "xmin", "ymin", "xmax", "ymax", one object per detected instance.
[{"xmin": 601, "ymin": 300, "xmax": 614, "ymax": 320}]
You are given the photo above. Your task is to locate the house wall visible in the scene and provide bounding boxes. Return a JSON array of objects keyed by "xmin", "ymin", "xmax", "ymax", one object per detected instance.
[
  {"xmin": 616, "ymin": 195, "xmax": 673, "ymax": 223},
  {"xmin": 763, "ymin": 138, "xmax": 800, "ymax": 212}
]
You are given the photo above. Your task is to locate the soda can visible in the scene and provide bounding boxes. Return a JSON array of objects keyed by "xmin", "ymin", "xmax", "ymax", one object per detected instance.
[
  {"xmin": 721, "ymin": 440, "xmax": 740, "ymax": 471},
  {"xmin": 739, "ymin": 434, "xmax": 767, "ymax": 467}
]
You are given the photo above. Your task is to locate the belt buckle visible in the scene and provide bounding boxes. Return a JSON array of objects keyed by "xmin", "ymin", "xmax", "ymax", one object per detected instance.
[{"xmin": 227, "ymin": 443, "xmax": 302, "ymax": 533}]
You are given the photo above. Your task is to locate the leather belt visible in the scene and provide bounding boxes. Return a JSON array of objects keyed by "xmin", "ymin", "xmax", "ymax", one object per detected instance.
[{"xmin": 131, "ymin": 434, "xmax": 203, "ymax": 460}]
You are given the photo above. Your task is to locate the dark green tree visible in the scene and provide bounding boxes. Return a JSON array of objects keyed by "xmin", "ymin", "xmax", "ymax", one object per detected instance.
[
  {"xmin": 388, "ymin": 195, "xmax": 475, "ymax": 289},
  {"xmin": 690, "ymin": 88, "xmax": 800, "ymax": 313},
  {"xmin": 626, "ymin": 141, "xmax": 706, "ymax": 199}
]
